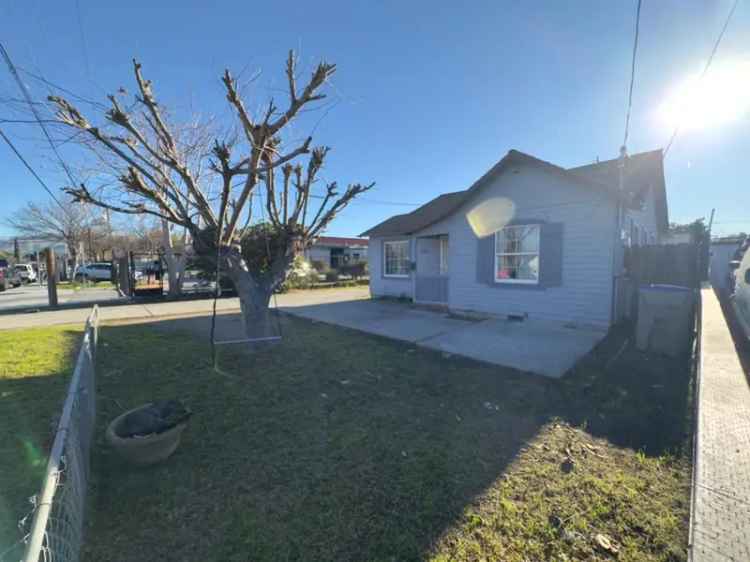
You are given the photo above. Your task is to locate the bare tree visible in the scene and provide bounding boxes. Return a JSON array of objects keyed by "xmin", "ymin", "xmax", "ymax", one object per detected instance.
[
  {"xmin": 4, "ymin": 200, "xmax": 101, "ymax": 271},
  {"xmin": 47, "ymin": 52, "xmax": 372, "ymax": 336}
]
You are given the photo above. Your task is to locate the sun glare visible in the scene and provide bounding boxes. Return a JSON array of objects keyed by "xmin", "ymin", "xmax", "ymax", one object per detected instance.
[{"xmin": 658, "ymin": 60, "xmax": 750, "ymax": 132}]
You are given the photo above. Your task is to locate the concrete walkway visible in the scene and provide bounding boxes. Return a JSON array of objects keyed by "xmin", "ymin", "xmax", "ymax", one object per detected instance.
[{"xmin": 692, "ymin": 288, "xmax": 750, "ymax": 561}]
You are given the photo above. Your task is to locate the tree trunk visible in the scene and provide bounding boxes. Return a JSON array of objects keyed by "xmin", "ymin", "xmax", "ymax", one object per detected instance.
[
  {"xmin": 224, "ymin": 252, "xmax": 279, "ymax": 341},
  {"xmin": 161, "ymin": 219, "xmax": 185, "ymax": 297},
  {"xmin": 69, "ymin": 244, "xmax": 80, "ymax": 280}
]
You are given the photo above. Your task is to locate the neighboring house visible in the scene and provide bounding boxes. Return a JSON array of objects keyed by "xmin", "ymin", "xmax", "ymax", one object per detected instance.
[
  {"xmin": 662, "ymin": 222, "xmax": 704, "ymax": 246},
  {"xmin": 362, "ymin": 149, "xmax": 668, "ymax": 329},
  {"xmin": 305, "ymin": 236, "xmax": 369, "ymax": 269},
  {"xmin": 662, "ymin": 231, "xmax": 693, "ymax": 245},
  {"xmin": 710, "ymin": 236, "xmax": 744, "ymax": 294}
]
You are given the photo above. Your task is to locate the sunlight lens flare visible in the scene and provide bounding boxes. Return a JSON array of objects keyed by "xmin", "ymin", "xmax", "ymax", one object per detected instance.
[
  {"xmin": 466, "ymin": 197, "xmax": 516, "ymax": 238},
  {"xmin": 658, "ymin": 61, "xmax": 750, "ymax": 132}
]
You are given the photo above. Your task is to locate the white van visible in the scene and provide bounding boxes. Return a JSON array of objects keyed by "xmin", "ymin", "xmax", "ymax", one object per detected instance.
[
  {"xmin": 14, "ymin": 263, "xmax": 37, "ymax": 284},
  {"xmin": 74, "ymin": 262, "xmax": 113, "ymax": 282}
]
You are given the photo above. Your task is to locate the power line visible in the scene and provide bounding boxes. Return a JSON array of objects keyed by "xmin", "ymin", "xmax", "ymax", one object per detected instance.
[
  {"xmin": 0, "ymin": 127, "xmax": 66, "ymax": 210},
  {"xmin": 308, "ymin": 193, "xmax": 420, "ymax": 207},
  {"xmin": 16, "ymin": 66, "xmax": 107, "ymax": 110},
  {"xmin": 663, "ymin": 0, "xmax": 739, "ymax": 157},
  {"xmin": 0, "ymin": 41, "xmax": 80, "ymax": 190},
  {"xmin": 75, "ymin": 0, "xmax": 92, "ymax": 84},
  {"xmin": 623, "ymin": 0, "xmax": 643, "ymax": 149}
]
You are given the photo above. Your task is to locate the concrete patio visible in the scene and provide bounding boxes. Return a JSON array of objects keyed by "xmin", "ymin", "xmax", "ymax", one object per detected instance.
[{"xmin": 283, "ymin": 297, "xmax": 606, "ymax": 378}]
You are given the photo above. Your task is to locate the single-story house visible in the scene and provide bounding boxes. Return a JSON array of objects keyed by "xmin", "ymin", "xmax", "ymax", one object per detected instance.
[
  {"xmin": 361, "ymin": 149, "xmax": 668, "ymax": 329},
  {"xmin": 305, "ymin": 236, "xmax": 368, "ymax": 269}
]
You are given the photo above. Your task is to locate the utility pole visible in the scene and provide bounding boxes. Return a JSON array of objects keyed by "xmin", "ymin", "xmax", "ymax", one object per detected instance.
[{"xmin": 46, "ymin": 248, "xmax": 58, "ymax": 307}]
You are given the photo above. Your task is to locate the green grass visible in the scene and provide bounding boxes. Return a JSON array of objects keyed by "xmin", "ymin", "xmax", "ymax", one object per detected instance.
[
  {"xmin": 57, "ymin": 281, "xmax": 116, "ymax": 291},
  {"xmin": 0, "ymin": 326, "xmax": 82, "ymax": 550},
  {"xmin": 0, "ymin": 317, "xmax": 692, "ymax": 561}
]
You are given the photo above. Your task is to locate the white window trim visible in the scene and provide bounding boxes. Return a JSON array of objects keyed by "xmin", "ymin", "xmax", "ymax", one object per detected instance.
[
  {"xmin": 439, "ymin": 236, "xmax": 449, "ymax": 276},
  {"xmin": 383, "ymin": 240, "xmax": 410, "ymax": 278},
  {"xmin": 494, "ymin": 224, "xmax": 540, "ymax": 285}
]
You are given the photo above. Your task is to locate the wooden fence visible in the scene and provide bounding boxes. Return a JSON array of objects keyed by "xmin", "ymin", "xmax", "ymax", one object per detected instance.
[{"xmin": 624, "ymin": 243, "xmax": 703, "ymax": 289}]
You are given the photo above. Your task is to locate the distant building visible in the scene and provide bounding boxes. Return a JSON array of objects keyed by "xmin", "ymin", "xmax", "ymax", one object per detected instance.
[
  {"xmin": 305, "ymin": 236, "xmax": 368, "ymax": 269},
  {"xmin": 662, "ymin": 231, "xmax": 693, "ymax": 245}
]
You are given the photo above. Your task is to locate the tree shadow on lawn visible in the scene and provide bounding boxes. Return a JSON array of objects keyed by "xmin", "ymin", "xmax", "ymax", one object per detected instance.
[
  {"xmin": 82, "ymin": 313, "xmax": 693, "ymax": 562},
  {"xmin": 0, "ymin": 327, "xmax": 82, "ymax": 552}
]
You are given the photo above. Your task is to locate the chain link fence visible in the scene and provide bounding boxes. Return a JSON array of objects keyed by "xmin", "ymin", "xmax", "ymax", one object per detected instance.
[{"xmin": 1, "ymin": 306, "xmax": 99, "ymax": 562}]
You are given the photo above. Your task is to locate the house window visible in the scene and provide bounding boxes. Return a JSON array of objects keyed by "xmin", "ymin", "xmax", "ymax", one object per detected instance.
[
  {"xmin": 494, "ymin": 224, "xmax": 540, "ymax": 284},
  {"xmin": 384, "ymin": 240, "xmax": 410, "ymax": 277},
  {"xmin": 439, "ymin": 237, "xmax": 448, "ymax": 275}
]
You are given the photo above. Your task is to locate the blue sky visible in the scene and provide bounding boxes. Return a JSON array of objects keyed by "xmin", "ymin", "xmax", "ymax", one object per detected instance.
[{"xmin": 0, "ymin": 0, "xmax": 747, "ymax": 238}]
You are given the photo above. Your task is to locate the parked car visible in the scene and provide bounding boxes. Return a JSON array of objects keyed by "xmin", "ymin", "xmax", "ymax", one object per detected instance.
[
  {"xmin": 731, "ymin": 238, "xmax": 750, "ymax": 341},
  {"xmin": 14, "ymin": 263, "xmax": 37, "ymax": 284},
  {"xmin": 0, "ymin": 264, "xmax": 22, "ymax": 290},
  {"xmin": 74, "ymin": 262, "xmax": 114, "ymax": 282}
]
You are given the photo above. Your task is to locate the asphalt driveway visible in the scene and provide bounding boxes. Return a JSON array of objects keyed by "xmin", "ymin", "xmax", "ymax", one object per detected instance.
[{"xmin": 281, "ymin": 295, "xmax": 606, "ymax": 378}]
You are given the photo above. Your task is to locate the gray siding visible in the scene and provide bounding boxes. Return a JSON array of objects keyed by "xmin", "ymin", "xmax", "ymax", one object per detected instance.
[
  {"xmin": 623, "ymin": 185, "xmax": 660, "ymax": 245},
  {"xmin": 416, "ymin": 163, "xmax": 618, "ymax": 328},
  {"xmin": 368, "ymin": 237, "xmax": 414, "ymax": 299}
]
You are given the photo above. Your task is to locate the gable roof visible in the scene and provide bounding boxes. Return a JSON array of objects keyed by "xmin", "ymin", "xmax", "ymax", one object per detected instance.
[
  {"xmin": 568, "ymin": 149, "xmax": 668, "ymax": 233},
  {"xmin": 360, "ymin": 191, "xmax": 466, "ymax": 238},
  {"xmin": 362, "ymin": 148, "xmax": 666, "ymax": 238}
]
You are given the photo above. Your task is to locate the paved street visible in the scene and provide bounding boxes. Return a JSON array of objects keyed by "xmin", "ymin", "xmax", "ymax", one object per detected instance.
[
  {"xmin": 692, "ymin": 288, "xmax": 750, "ymax": 562},
  {"xmin": 0, "ymin": 286, "xmax": 371, "ymax": 330},
  {"xmin": 0, "ymin": 283, "xmax": 123, "ymax": 312}
]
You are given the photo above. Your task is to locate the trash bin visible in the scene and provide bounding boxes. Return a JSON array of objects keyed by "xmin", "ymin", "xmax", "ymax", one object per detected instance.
[{"xmin": 635, "ymin": 284, "xmax": 694, "ymax": 357}]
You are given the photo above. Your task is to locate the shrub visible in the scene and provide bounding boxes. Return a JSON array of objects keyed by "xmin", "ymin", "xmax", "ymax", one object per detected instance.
[
  {"xmin": 340, "ymin": 261, "xmax": 368, "ymax": 280},
  {"xmin": 325, "ymin": 269, "xmax": 340, "ymax": 282},
  {"xmin": 278, "ymin": 256, "xmax": 318, "ymax": 292},
  {"xmin": 311, "ymin": 260, "xmax": 328, "ymax": 273}
]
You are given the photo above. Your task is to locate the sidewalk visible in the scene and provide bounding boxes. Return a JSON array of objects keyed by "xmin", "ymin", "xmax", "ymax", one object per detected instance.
[
  {"xmin": 691, "ymin": 288, "xmax": 750, "ymax": 561},
  {"xmin": 0, "ymin": 286, "xmax": 370, "ymax": 330}
]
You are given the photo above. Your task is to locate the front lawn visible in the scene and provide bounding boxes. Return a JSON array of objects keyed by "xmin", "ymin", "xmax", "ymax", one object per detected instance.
[
  {"xmin": 0, "ymin": 326, "xmax": 82, "ymax": 551},
  {"xmin": 1, "ymin": 315, "xmax": 693, "ymax": 561}
]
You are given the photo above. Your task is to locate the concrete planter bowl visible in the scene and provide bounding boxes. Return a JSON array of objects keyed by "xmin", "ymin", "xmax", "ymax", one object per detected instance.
[{"xmin": 106, "ymin": 405, "xmax": 189, "ymax": 466}]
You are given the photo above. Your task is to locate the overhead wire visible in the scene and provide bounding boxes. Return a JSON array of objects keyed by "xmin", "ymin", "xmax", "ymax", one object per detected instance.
[
  {"xmin": 0, "ymin": 127, "xmax": 67, "ymax": 210},
  {"xmin": 0, "ymin": 41, "xmax": 80, "ymax": 195},
  {"xmin": 16, "ymin": 66, "xmax": 107, "ymax": 110},
  {"xmin": 663, "ymin": 0, "xmax": 739, "ymax": 157},
  {"xmin": 622, "ymin": 0, "xmax": 642, "ymax": 149}
]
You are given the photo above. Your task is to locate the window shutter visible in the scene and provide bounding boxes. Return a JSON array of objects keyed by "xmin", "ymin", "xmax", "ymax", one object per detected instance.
[
  {"xmin": 476, "ymin": 234, "xmax": 495, "ymax": 285},
  {"xmin": 539, "ymin": 222, "xmax": 563, "ymax": 287}
]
